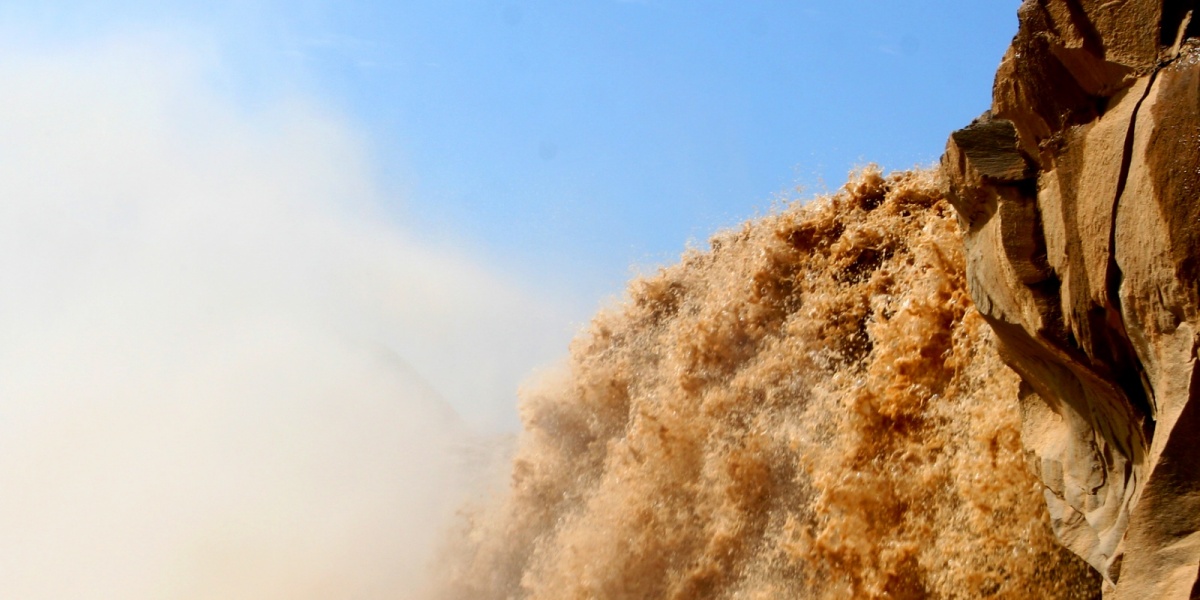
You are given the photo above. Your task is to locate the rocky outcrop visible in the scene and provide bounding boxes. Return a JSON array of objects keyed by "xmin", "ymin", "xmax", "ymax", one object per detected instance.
[{"xmin": 942, "ymin": 1, "xmax": 1200, "ymax": 597}]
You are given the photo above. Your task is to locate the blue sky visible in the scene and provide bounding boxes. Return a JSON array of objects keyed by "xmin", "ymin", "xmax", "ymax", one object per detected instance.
[
  {"xmin": 0, "ymin": 0, "xmax": 1022, "ymax": 429},
  {"xmin": 287, "ymin": 1, "xmax": 1018, "ymax": 301},
  {"xmin": 0, "ymin": 1, "xmax": 1024, "ymax": 435},
  {"xmin": 2, "ymin": 1, "xmax": 1018, "ymax": 305}
]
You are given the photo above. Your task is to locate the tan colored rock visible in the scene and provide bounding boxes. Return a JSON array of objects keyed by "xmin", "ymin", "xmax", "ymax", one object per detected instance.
[{"xmin": 944, "ymin": 1, "xmax": 1200, "ymax": 597}]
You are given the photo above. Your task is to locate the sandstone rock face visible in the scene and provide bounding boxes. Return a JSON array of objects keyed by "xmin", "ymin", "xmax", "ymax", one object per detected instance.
[{"xmin": 943, "ymin": 2, "xmax": 1200, "ymax": 597}]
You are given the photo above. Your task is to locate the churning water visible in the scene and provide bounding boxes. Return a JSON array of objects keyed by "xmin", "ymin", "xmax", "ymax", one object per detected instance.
[{"xmin": 433, "ymin": 169, "xmax": 1100, "ymax": 599}]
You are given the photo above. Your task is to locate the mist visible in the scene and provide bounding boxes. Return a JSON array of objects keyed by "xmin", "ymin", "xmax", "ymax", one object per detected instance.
[{"xmin": 0, "ymin": 33, "xmax": 571, "ymax": 599}]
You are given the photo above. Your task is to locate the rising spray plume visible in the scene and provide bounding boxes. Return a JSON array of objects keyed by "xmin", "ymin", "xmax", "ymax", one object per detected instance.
[
  {"xmin": 0, "ymin": 37, "xmax": 573, "ymax": 599},
  {"xmin": 433, "ymin": 168, "xmax": 1101, "ymax": 599}
]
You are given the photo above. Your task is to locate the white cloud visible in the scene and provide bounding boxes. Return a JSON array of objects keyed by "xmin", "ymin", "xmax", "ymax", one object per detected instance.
[{"xmin": 0, "ymin": 32, "xmax": 567, "ymax": 599}]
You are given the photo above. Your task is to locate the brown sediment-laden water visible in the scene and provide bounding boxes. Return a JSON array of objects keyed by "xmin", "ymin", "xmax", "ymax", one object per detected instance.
[{"xmin": 434, "ymin": 168, "xmax": 1100, "ymax": 599}]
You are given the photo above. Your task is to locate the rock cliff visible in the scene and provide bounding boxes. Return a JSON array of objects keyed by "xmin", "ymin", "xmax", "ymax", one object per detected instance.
[{"xmin": 942, "ymin": 1, "xmax": 1200, "ymax": 597}]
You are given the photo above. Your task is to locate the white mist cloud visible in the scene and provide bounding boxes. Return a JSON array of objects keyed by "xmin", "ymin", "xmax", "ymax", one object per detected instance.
[{"xmin": 0, "ymin": 32, "xmax": 568, "ymax": 599}]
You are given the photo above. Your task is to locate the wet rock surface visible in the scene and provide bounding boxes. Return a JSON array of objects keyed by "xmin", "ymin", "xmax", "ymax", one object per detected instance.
[{"xmin": 943, "ymin": 1, "xmax": 1200, "ymax": 597}]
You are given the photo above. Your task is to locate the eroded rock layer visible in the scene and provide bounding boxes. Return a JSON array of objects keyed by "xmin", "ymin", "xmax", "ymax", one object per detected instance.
[{"xmin": 942, "ymin": 2, "xmax": 1200, "ymax": 597}]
